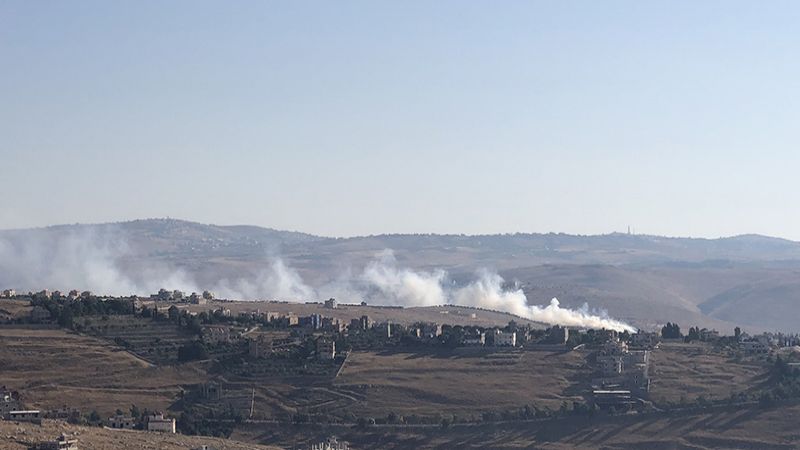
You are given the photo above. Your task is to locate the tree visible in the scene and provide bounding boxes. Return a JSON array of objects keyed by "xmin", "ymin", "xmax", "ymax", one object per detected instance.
[
  {"xmin": 177, "ymin": 341, "xmax": 208, "ymax": 362},
  {"xmin": 130, "ymin": 404, "xmax": 140, "ymax": 419},
  {"xmin": 88, "ymin": 410, "xmax": 101, "ymax": 424}
]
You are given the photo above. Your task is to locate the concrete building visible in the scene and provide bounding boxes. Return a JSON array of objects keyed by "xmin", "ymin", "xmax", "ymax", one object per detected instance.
[
  {"xmin": 316, "ymin": 339, "xmax": 336, "ymax": 360},
  {"xmin": 145, "ymin": 412, "xmax": 176, "ymax": 433},
  {"xmin": 741, "ymin": 340, "xmax": 771, "ymax": 354},
  {"xmin": 1, "ymin": 289, "xmax": 15, "ymax": 298},
  {"xmin": 493, "ymin": 330, "xmax": 517, "ymax": 347},
  {"xmin": 248, "ymin": 335, "xmax": 273, "ymax": 358},
  {"xmin": 463, "ymin": 331, "xmax": 485, "ymax": 346},
  {"xmin": 0, "ymin": 387, "xmax": 20, "ymax": 417},
  {"xmin": 189, "ymin": 292, "xmax": 206, "ymax": 305},
  {"xmin": 202, "ymin": 326, "xmax": 233, "ymax": 345},
  {"xmin": 8, "ymin": 410, "xmax": 42, "ymax": 424},
  {"xmin": 630, "ymin": 331, "xmax": 659, "ymax": 349},
  {"xmin": 32, "ymin": 434, "xmax": 79, "ymax": 450},
  {"xmin": 324, "ymin": 298, "xmax": 337, "ymax": 309},
  {"xmin": 107, "ymin": 414, "xmax": 136, "ymax": 429}
]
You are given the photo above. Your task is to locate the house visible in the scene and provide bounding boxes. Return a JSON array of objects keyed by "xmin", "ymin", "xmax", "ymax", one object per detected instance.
[
  {"xmin": 145, "ymin": 412, "xmax": 176, "ymax": 433},
  {"xmin": 1, "ymin": 289, "xmax": 15, "ymax": 298},
  {"xmin": 324, "ymin": 298, "xmax": 337, "ymax": 309},
  {"xmin": 189, "ymin": 292, "xmax": 206, "ymax": 305},
  {"xmin": 107, "ymin": 414, "xmax": 136, "ymax": 429},
  {"xmin": 493, "ymin": 330, "xmax": 517, "ymax": 347},
  {"xmin": 8, "ymin": 410, "xmax": 42, "ymax": 423}
]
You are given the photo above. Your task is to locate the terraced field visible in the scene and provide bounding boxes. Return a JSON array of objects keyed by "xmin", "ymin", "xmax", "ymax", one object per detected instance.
[
  {"xmin": 0, "ymin": 327, "xmax": 207, "ymax": 417},
  {"xmin": 76, "ymin": 316, "xmax": 197, "ymax": 364}
]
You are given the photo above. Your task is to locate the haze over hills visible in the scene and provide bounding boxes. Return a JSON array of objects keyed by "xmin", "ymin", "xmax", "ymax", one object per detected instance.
[{"xmin": 3, "ymin": 218, "xmax": 800, "ymax": 332}]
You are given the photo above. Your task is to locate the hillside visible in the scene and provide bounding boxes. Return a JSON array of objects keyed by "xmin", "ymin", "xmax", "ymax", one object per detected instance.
[{"xmin": 4, "ymin": 219, "xmax": 800, "ymax": 331}]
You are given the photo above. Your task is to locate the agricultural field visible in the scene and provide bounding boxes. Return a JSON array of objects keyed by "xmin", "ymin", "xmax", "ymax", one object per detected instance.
[
  {"xmin": 0, "ymin": 327, "xmax": 207, "ymax": 417},
  {"xmin": 648, "ymin": 341, "xmax": 768, "ymax": 405},
  {"xmin": 74, "ymin": 315, "xmax": 197, "ymax": 364},
  {"xmin": 334, "ymin": 347, "xmax": 590, "ymax": 418}
]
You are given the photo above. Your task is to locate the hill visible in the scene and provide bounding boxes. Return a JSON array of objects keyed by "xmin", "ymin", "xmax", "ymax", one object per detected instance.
[{"xmin": 4, "ymin": 219, "xmax": 800, "ymax": 331}]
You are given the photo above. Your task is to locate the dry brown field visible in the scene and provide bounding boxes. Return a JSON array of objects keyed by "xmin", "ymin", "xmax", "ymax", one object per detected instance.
[
  {"xmin": 0, "ymin": 419, "xmax": 281, "ymax": 450},
  {"xmin": 648, "ymin": 341, "xmax": 767, "ymax": 404},
  {"xmin": 334, "ymin": 348, "xmax": 589, "ymax": 418},
  {"xmin": 177, "ymin": 300, "xmax": 541, "ymax": 328},
  {"xmin": 0, "ymin": 327, "xmax": 207, "ymax": 417}
]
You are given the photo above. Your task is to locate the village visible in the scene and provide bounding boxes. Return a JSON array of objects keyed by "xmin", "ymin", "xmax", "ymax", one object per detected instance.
[{"xmin": 1, "ymin": 288, "xmax": 799, "ymax": 449}]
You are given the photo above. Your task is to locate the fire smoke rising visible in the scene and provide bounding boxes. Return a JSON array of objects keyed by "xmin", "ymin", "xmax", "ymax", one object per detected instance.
[{"xmin": 0, "ymin": 231, "xmax": 635, "ymax": 332}]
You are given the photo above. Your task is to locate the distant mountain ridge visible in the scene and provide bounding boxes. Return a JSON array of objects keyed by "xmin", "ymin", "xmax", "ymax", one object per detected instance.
[{"xmin": 4, "ymin": 218, "xmax": 800, "ymax": 332}]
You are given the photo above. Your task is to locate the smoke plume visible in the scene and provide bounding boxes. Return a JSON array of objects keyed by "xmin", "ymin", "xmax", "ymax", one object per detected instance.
[{"xmin": 0, "ymin": 230, "xmax": 635, "ymax": 332}]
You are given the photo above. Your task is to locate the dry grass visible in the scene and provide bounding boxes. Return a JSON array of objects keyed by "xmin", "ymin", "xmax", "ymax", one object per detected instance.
[
  {"xmin": 334, "ymin": 348, "xmax": 589, "ymax": 418},
  {"xmin": 0, "ymin": 328, "xmax": 208, "ymax": 417},
  {"xmin": 0, "ymin": 419, "xmax": 281, "ymax": 450},
  {"xmin": 648, "ymin": 341, "xmax": 767, "ymax": 404}
]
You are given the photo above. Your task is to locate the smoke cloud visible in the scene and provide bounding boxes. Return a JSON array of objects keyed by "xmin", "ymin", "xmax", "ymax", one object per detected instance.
[{"xmin": 0, "ymin": 230, "xmax": 635, "ymax": 332}]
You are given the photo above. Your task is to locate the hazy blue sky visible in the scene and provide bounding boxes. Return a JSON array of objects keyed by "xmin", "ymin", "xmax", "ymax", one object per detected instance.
[{"xmin": 2, "ymin": 1, "xmax": 800, "ymax": 238}]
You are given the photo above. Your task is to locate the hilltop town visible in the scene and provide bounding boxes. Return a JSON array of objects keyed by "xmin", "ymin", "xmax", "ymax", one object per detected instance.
[{"xmin": 2, "ymin": 288, "xmax": 800, "ymax": 449}]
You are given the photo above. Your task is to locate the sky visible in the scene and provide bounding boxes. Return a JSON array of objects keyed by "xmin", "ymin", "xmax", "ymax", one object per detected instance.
[{"xmin": 2, "ymin": 1, "xmax": 800, "ymax": 239}]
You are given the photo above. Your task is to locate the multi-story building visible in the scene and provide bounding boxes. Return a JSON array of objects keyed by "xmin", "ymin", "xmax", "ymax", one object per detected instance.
[{"xmin": 145, "ymin": 412, "xmax": 176, "ymax": 433}]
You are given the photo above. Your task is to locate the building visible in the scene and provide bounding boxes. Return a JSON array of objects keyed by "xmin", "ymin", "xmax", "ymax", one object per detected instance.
[
  {"xmin": 324, "ymin": 298, "xmax": 337, "ymax": 309},
  {"xmin": 107, "ymin": 414, "xmax": 136, "ymax": 429},
  {"xmin": 1, "ymin": 289, "xmax": 15, "ymax": 298},
  {"xmin": 378, "ymin": 321, "xmax": 392, "ymax": 338},
  {"xmin": 201, "ymin": 382, "xmax": 222, "ymax": 400},
  {"xmin": 547, "ymin": 326, "xmax": 569, "ymax": 345},
  {"xmin": 145, "ymin": 412, "xmax": 176, "ymax": 433},
  {"xmin": 415, "ymin": 322, "xmax": 442, "ymax": 339},
  {"xmin": 311, "ymin": 436, "xmax": 350, "ymax": 450},
  {"xmin": 463, "ymin": 331, "xmax": 485, "ymax": 346},
  {"xmin": 189, "ymin": 292, "xmax": 206, "ymax": 305},
  {"xmin": 30, "ymin": 306, "xmax": 52, "ymax": 323},
  {"xmin": 316, "ymin": 339, "xmax": 336, "ymax": 360},
  {"xmin": 493, "ymin": 330, "xmax": 517, "ymax": 347},
  {"xmin": 202, "ymin": 326, "xmax": 233, "ymax": 345},
  {"xmin": 32, "ymin": 434, "xmax": 79, "ymax": 450},
  {"xmin": 741, "ymin": 340, "xmax": 771, "ymax": 354},
  {"xmin": 630, "ymin": 331, "xmax": 659, "ymax": 349},
  {"xmin": 0, "ymin": 387, "xmax": 20, "ymax": 417},
  {"xmin": 8, "ymin": 410, "xmax": 42, "ymax": 424},
  {"xmin": 249, "ymin": 335, "xmax": 273, "ymax": 359},
  {"xmin": 202, "ymin": 290, "xmax": 215, "ymax": 300},
  {"xmin": 359, "ymin": 315, "xmax": 371, "ymax": 331}
]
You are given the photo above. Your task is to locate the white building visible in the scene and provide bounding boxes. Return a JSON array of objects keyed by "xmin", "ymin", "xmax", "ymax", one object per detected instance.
[{"xmin": 145, "ymin": 412, "xmax": 176, "ymax": 433}]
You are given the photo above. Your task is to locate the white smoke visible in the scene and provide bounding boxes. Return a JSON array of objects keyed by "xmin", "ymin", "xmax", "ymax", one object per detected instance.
[
  {"xmin": 360, "ymin": 250, "xmax": 446, "ymax": 306},
  {"xmin": 213, "ymin": 259, "xmax": 314, "ymax": 301},
  {"xmin": 0, "ymin": 230, "xmax": 635, "ymax": 331}
]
